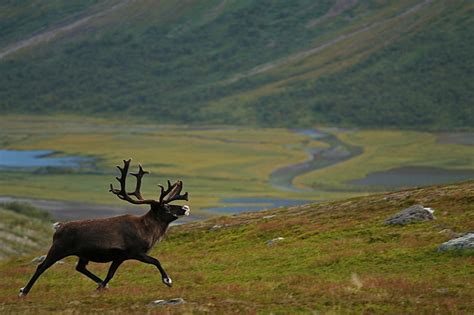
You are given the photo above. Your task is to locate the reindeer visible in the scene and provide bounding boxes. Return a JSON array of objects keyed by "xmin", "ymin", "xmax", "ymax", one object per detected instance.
[{"xmin": 19, "ymin": 159, "xmax": 190, "ymax": 297}]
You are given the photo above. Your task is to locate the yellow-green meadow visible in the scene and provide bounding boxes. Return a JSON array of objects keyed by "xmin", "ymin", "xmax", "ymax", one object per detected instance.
[{"xmin": 1, "ymin": 115, "xmax": 473, "ymax": 215}]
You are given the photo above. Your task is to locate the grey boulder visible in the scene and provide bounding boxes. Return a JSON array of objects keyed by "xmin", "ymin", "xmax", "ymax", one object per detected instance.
[
  {"xmin": 438, "ymin": 233, "xmax": 474, "ymax": 252},
  {"xmin": 385, "ymin": 204, "xmax": 435, "ymax": 225},
  {"xmin": 151, "ymin": 298, "xmax": 186, "ymax": 306}
]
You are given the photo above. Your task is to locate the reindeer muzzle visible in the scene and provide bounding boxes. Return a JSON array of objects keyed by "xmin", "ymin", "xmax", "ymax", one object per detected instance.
[{"xmin": 182, "ymin": 205, "xmax": 190, "ymax": 216}]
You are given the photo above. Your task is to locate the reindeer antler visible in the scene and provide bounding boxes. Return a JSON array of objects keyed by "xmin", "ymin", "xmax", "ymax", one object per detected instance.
[
  {"xmin": 129, "ymin": 164, "xmax": 149, "ymax": 200},
  {"xmin": 109, "ymin": 159, "xmax": 155, "ymax": 205},
  {"xmin": 110, "ymin": 159, "xmax": 188, "ymax": 206},
  {"xmin": 159, "ymin": 180, "xmax": 188, "ymax": 205}
]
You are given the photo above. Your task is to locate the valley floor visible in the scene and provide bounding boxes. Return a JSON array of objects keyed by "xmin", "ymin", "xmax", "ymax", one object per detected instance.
[{"xmin": 1, "ymin": 115, "xmax": 473, "ymax": 218}]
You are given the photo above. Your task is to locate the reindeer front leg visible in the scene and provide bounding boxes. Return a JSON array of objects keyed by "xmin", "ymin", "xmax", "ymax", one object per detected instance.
[{"xmin": 134, "ymin": 254, "xmax": 172, "ymax": 287}]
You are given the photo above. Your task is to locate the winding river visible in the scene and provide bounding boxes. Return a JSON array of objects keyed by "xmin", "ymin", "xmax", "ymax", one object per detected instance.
[{"xmin": 269, "ymin": 129, "xmax": 362, "ymax": 192}]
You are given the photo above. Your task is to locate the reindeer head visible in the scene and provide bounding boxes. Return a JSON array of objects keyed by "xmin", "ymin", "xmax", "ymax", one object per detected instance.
[{"xmin": 109, "ymin": 159, "xmax": 190, "ymax": 223}]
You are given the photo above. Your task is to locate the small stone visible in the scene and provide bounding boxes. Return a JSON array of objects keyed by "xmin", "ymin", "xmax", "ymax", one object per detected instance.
[
  {"xmin": 152, "ymin": 298, "xmax": 186, "ymax": 306},
  {"xmin": 436, "ymin": 288, "xmax": 449, "ymax": 294},
  {"xmin": 266, "ymin": 237, "xmax": 284, "ymax": 246},
  {"xmin": 385, "ymin": 205, "xmax": 435, "ymax": 225},
  {"xmin": 262, "ymin": 215, "xmax": 276, "ymax": 219},
  {"xmin": 438, "ymin": 233, "xmax": 474, "ymax": 252},
  {"xmin": 209, "ymin": 224, "xmax": 222, "ymax": 231},
  {"xmin": 30, "ymin": 255, "xmax": 64, "ymax": 265},
  {"xmin": 31, "ymin": 255, "xmax": 46, "ymax": 264},
  {"xmin": 350, "ymin": 273, "xmax": 363, "ymax": 290}
]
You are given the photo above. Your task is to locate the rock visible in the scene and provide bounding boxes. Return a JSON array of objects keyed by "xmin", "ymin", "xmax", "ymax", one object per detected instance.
[
  {"xmin": 436, "ymin": 288, "xmax": 449, "ymax": 295},
  {"xmin": 385, "ymin": 205, "xmax": 435, "ymax": 225},
  {"xmin": 209, "ymin": 224, "xmax": 222, "ymax": 231},
  {"xmin": 262, "ymin": 215, "xmax": 276, "ymax": 219},
  {"xmin": 31, "ymin": 255, "xmax": 46, "ymax": 264},
  {"xmin": 350, "ymin": 273, "xmax": 363, "ymax": 290},
  {"xmin": 266, "ymin": 237, "xmax": 284, "ymax": 246},
  {"xmin": 152, "ymin": 298, "xmax": 186, "ymax": 306},
  {"xmin": 438, "ymin": 233, "xmax": 474, "ymax": 252},
  {"xmin": 30, "ymin": 255, "xmax": 64, "ymax": 265}
]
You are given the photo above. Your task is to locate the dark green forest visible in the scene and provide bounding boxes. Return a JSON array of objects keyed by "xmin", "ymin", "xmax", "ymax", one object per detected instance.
[{"xmin": 0, "ymin": 0, "xmax": 472, "ymax": 129}]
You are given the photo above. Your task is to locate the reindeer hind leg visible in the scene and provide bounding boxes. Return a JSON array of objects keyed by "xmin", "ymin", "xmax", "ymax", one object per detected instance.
[
  {"xmin": 76, "ymin": 258, "xmax": 103, "ymax": 285},
  {"xmin": 19, "ymin": 245, "xmax": 69, "ymax": 297}
]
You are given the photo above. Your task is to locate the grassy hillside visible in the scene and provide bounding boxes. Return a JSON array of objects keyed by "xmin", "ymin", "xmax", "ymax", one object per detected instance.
[
  {"xmin": 0, "ymin": 0, "xmax": 104, "ymax": 47},
  {"xmin": 0, "ymin": 0, "xmax": 472, "ymax": 129},
  {"xmin": 0, "ymin": 181, "xmax": 472, "ymax": 313},
  {"xmin": 0, "ymin": 202, "xmax": 52, "ymax": 259}
]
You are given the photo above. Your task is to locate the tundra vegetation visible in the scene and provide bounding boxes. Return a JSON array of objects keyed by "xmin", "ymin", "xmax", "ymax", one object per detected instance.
[
  {"xmin": 0, "ymin": 181, "xmax": 472, "ymax": 313},
  {"xmin": 0, "ymin": 202, "xmax": 52, "ymax": 258},
  {"xmin": 1, "ymin": 115, "xmax": 473, "ymax": 214}
]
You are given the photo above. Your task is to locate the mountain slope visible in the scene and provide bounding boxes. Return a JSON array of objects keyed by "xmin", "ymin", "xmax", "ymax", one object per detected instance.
[
  {"xmin": 0, "ymin": 0, "xmax": 472, "ymax": 129},
  {"xmin": 0, "ymin": 181, "xmax": 473, "ymax": 313},
  {"xmin": 0, "ymin": 203, "xmax": 52, "ymax": 259},
  {"xmin": 0, "ymin": 0, "xmax": 107, "ymax": 48}
]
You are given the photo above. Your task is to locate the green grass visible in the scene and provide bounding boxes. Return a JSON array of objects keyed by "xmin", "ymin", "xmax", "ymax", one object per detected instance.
[
  {"xmin": 0, "ymin": 201, "xmax": 53, "ymax": 222},
  {"xmin": 0, "ymin": 0, "xmax": 472, "ymax": 129},
  {"xmin": 0, "ymin": 181, "xmax": 472, "ymax": 313}
]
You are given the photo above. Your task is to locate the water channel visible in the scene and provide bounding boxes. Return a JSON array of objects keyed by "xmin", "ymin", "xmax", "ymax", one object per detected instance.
[
  {"xmin": 269, "ymin": 129, "xmax": 362, "ymax": 192},
  {"xmin": 0, "ymin": 150, "xmax": 92, "ymax": 169}
]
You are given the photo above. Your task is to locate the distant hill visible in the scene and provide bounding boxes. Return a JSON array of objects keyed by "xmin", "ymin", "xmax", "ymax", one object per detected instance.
[{"xmin": 0, "ymin": 0, "xmax": 472, "ymax": 129}]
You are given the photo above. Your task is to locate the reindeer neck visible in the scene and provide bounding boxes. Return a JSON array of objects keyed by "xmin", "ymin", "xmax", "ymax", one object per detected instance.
[{"xmin": 141, "ymin": 210, "xmax": 171, "ymax": 243}]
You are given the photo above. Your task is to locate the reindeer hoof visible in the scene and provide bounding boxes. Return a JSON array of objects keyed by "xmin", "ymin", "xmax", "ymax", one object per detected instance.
[
  {"xmin": 19, "ymin": 287, "xmax": 27, "ymax": 297},
  {"xmin": 163, "ymin": 277, "xmax": 173, "ymax": 287},
  {"xmin": 96, "ymin": 283, "xmax": 109, "ymax": 291}
]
